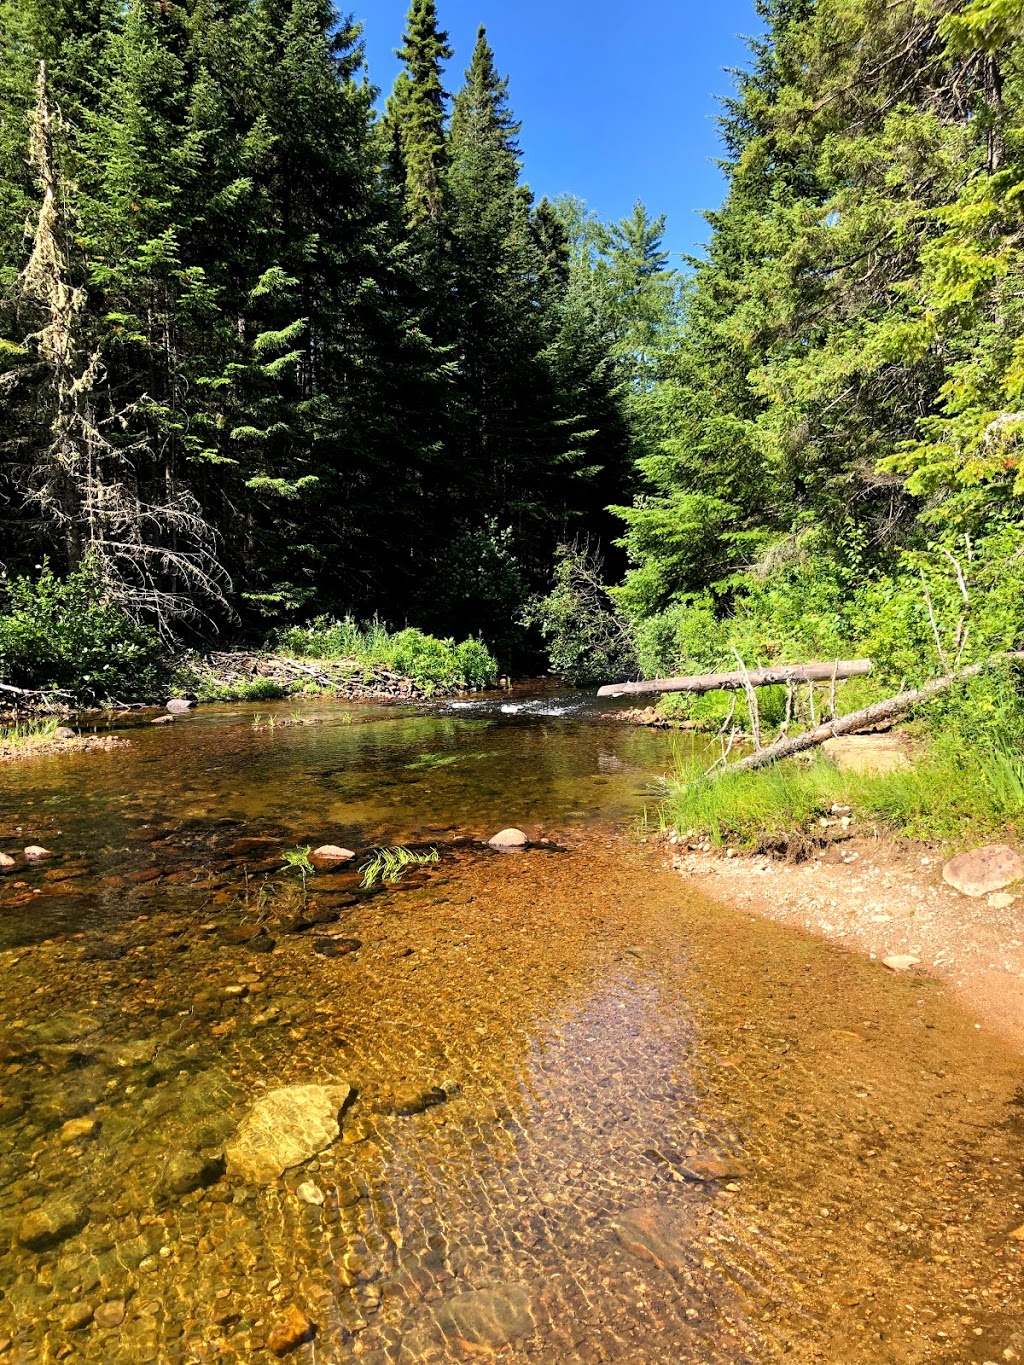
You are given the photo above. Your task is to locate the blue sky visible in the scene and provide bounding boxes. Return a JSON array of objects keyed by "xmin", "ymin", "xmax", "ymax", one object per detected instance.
[{"xmin": 356, "ymin": 0, "xmax": 762, "ymax": 263}]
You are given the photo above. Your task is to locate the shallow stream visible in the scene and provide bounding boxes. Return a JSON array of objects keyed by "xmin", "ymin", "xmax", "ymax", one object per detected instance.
[{"xmin": 1, "ymin": 691, "xmax": 1023, "ymax": 1363}]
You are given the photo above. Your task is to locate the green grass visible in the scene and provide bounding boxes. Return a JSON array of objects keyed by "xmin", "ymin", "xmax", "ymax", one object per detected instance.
[
  {"xmin": 275, "ymin": 616, "xmax": 498, "ymax": 692},
  {"xmin": 193, "ymin": 677, "xmax": 287, "ymax": 703},
  {"xmin": 359, "ymin": 845, "xmax": 440, "ymax": 889},
  {"xmin": 661, "ymin": 742, "xmax": 1024, "ymax": 848},
  {"xmin": 0, "ymin": 716, "xmax": 61, "ymax": 751}
]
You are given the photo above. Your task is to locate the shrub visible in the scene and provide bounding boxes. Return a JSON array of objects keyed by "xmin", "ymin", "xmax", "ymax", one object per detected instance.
[
  {"xmin": 523, "ymin": 543, "xmax": 637, "ymax": 685},
  {"xmin": 275, "ymin": 617, "xmax": 498, "ymax": 691},
  {"xmin": 0, "ymin": 561, "xmax": 170, "ymax": 704}
]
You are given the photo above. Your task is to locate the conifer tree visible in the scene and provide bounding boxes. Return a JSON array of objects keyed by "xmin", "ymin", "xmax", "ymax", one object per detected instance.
[{"xmin": 387, "ymin": 0, "xmax": 452, "ymax": 230}]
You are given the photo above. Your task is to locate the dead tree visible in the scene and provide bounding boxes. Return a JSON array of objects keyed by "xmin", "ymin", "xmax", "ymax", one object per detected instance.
[{"xmin": 11, "ymin": 62, "xmax": 231, "ymax": 637}]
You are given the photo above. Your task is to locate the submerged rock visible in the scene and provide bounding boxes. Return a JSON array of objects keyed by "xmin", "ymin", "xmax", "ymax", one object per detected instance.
[
  {"xmin": 312, "ymin": 936, "xmax": 361, "ymax": 958},
  {"xmin": 17, "ymin": 1197, "xmax": 89, "ymax": 1252},
  {"xmin": 23, "ymin": 845, "xmax": 52, "ymax": 860},
  {"xmin": 435, "ymin": 1285, "xmax": 534, "ymax": 1350},
  {"xmin": 267, "ymin": 1306, "xmax": 316, "ymax": 1356},
  {"xmin": 943, "ymin": 845, "xmax": 1024, "ymax": 898},
  {"xmin": 882, "ymin": 954, "xmax": 921, "ymax": 972},
  {"xmin": 225, "ymin": 1083, "xmax": 352, "ymax": 1184},
  {"xmin": 0, "ymin": 852, "xmax": 15, "ymax": 872},
  {"xmin": 160, "ymin": 1150, "xmax": 225, "ymax": 1198},
  {"xmin": 612, "ymin": 1204, "xmax": 695, "ymax": 1275},
  {"xmin": 488, "ymin": 828, "xmax": 528, "ymax": 849}
]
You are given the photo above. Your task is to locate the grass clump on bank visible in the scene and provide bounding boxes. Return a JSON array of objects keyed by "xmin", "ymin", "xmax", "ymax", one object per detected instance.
[
  {"xmin": 663, "ymin": 734, "xmax": 1024, "ymax": 849},
  {"xmin": 0, "ymin": 716, "xmax": 63, "ymax": 757},
  {"xmin": 276, "ymin": 617, "xmax": 498, "ymax": 692}
]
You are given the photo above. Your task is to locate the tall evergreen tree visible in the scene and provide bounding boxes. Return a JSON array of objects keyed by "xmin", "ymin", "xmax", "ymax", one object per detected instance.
[{"xmin": 386, "ymin": 0, "xmax": 451, "ymax": 230}]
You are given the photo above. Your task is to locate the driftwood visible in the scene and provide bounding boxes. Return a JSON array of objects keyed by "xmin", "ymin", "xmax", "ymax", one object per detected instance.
[
  {"xmin": 597, "ymin": 660, "xmax": 872, "ymax": 699},
  {"xmin": 721, "ymin": 653, "xmax": 1024, "ymax": 775},
  {"xmin": 200, "ymin": 651, "xmax": 426, "ymax": 700}
]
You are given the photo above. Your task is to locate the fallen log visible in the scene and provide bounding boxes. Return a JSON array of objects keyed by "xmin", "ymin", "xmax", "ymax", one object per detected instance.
[
  {"xmin": 597, "ymin": 660, "xmax": 872, "ymax": 698},
  {"xmin": 721, "ymin": 653, "xmax": 1024, "ymax": 776}
]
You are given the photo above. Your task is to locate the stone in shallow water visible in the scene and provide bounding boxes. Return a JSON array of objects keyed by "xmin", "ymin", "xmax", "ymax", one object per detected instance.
[
  {"xmin": 93, "ymin": 1300, "xmax": 125, "ymax": 1329},
  {"xmin": 267, "ymin": 1306, "xmax": 316, "ymax": 1356},
  {"xmin": 312, "ymin": 936, "xmax": 361, "ymax": 958},
  {"xmin": 225, "ymin": 1083, "xmax": 352, "ymax": 1184},
  {"xmin": 612, "ymin": 1205, "xmax": 696, "ymax": 1275},
  {"xmin": 17, "ymin": 1198, "xmax": 89, "ymax": 1252},
  {"xmin": 488, "ymin": 828, "xmax": 528, "ymax": 849},
  {"xmin": 435, "ymin": 1284, "xmax": 534, "ymax": 1350},
  {"xmin": 311, "ymin": 845, "xmax": 355, "ymax": 868},
  {"xmin": 882, "ymin": 955, "xmax": 921, "ymax": 972},
  {"xmin": 943, "ymin": 844, "xmax": 1024, "ymax": 898},
  {"xmin": 160, "ymin": 1150, "xmax": 225, "ymax": 1198}
]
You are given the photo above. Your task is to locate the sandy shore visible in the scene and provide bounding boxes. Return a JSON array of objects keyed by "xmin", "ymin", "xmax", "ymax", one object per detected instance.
[{"xmin": 665, "ymin": 830, "xmax": 1024, "ymax": 1051}]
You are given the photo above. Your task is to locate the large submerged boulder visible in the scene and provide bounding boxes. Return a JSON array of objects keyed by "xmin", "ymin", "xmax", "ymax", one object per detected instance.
[{"xmin": 224, "ymin": 1083, "xmax": 352, "ymax": 1184}]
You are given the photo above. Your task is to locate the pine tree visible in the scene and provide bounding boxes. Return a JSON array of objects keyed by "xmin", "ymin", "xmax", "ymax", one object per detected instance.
[{"xmin": 387, "ymin": 0, "xmax": 452, "ymax": 230}]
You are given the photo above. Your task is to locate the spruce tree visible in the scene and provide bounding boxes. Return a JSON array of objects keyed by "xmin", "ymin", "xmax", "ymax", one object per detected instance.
[{"xmin": 388, "ymin": 0, "xmax": 452, "ymax": 230}]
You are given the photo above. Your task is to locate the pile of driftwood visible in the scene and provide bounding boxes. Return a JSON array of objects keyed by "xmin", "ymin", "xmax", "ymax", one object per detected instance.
[
  {"xmin": 600, "ymin": 654, "xmax": 1024, "ymax": 777},
  {"xmin": 201, "ymin": 651, "xmax": 426, "ymax": 700}
]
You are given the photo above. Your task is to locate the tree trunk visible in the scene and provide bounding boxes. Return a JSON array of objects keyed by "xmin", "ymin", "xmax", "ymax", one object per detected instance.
[
  {"xmin": 721, "ymin": 654, "xmax": 1024, "ymax": 776},
  {"xmin": 597, "ymin": 660, "xmax": 872, "ymax": 698}
]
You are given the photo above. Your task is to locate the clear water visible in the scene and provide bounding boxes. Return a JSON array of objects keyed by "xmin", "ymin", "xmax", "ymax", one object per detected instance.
[{"xmin": 0, "ymin": 694, "xmax": 1022, "ymax": 1363}]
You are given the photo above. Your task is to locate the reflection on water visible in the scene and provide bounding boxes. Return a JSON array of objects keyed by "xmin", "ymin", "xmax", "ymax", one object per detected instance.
[{"xmin": 0, "ymin": 697, "xmax": 1022, "ymax": 1362}]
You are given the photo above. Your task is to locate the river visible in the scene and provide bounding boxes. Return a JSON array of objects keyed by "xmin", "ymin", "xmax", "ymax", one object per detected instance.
[{"xmin": 0, "ymin": 691, "xmax": 1022, "ymax": 1362}]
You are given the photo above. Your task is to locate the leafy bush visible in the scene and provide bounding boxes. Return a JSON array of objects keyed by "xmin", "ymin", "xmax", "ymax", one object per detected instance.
[
  {"xmin": 524, "ymin": 543, "xmax": 637, "ymax": 685},
  {"xmin": 187, "ymin": 675, "xmax": 288, "ymax": 703},
  {"xmin": 0, "ymin": 561, "xmax": 170, "ymax": 703},
  {"xmin": 276, "ymin": 617, "xmax": 498, "ymax": 691}
]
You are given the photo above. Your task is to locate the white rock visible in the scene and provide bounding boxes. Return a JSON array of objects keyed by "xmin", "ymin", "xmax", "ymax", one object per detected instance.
[
  {"xmin": 488, "ymin": 828, "xmax": 528, "ymax": 849},
  {"xmin": 881, "ymin": 955, "xmax": 921, "ymax": 972},
  {"xmin": 310, "ymin": 845, "xmax": 355, "ymax": 867},
  {"xmin": 23, "ymin": 846, "xmax": 52, "ymax": 860},
  {"xmin": 295, "ymin": 1181, "xmax": 325, "ymax": 1206},
  {"xmin": 989, "ymin": 892, "xmax": 1018, "ymax": 909},
  {"xmin": 0, "ymin": 852, "xmax": 15, "ymax": 872}
]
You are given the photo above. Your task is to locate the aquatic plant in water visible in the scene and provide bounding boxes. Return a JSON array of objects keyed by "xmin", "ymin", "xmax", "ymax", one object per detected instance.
[
  {"xmin": 360, "ymin": 845, "xmax": 439, "ymax": 888},
  {"xmin": 281, "ymin": 845, "xmax": 315, "ymax": 881}
]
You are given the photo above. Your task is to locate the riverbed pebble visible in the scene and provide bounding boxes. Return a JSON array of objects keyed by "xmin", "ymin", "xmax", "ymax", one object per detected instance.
[
  {"xmin": 267, "ymin": 1306, "xmax": 316, "ymax": 1356},
  {"xmin": 17, "ymin": 1198, "xmax": 89, "ymax": 1251}
]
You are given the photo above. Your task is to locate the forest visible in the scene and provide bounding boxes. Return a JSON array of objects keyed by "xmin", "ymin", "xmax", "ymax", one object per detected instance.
[{"xmin": 2, "ymin": 0, "xmax": 1024, "ymax": 724}]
